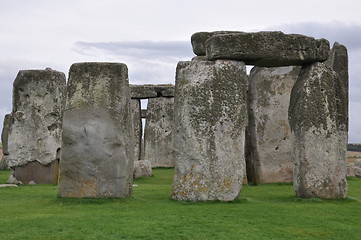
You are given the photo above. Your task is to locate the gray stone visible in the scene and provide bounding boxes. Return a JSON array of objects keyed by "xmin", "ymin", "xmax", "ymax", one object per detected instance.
[
  {"xmin": 246, "ymin": 66, "xmax": 300, "ymax": 185},
  {"xmin": 5, "ymin": 69, "xmax": 66, "ymax": 184},
  {"xmin": 172, "ymin": 60, "xmax": 248, "ymax": 202},
  {"xmin": 130, "ymin": 84, "xmax": 175, "ymax": 99},
  {"xmin": 0, "ymin": 184, "xmax": 18, "ymax": 188},
  {"xmin": 354, "ymin": 159, "xmax": 361, "ymax": 168},
  {"xmin": 133, "ymin": 160, "xmax": 152, "ymax": 179},
  {"xmin": 131, "ymin": 99, "xmax": 142, "ymax": 160},
  {"xmin": 191, "ymin": 31, "xmax": 243, "ymax": 56},
  {"xmin": 7, "ymin": 172, "xmax": 22, "ymax": 185},
  {"xmin": 144, "ymin": 97, "xmax": 174, "ymax": 167},
  {"xmin": 325, "ymin": 42, "xmax": 349, "ymax": 131},
  {"xmin": 289, "ymin": 62, "xmax": 348, "ymax": 198},
  {"xmin": 1, "ymin": 113, "xmax": 12, "ymax": 156},
  {"xmin": 206, "ymin": 31, "xmax": 330, "ymax": 67},
  {"xmin": 58, "ymin": 62, "xmax": 134, "ymax": 198}
]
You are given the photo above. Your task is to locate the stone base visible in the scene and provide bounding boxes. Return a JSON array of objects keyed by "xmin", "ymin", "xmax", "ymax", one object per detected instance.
[
  {"xmin": 133, "ymin": 160, "xmax": 152, "ymax": 179},
  {"xmin": 13, "ymin": 160, "xmax": 59, "ymax": 184}
]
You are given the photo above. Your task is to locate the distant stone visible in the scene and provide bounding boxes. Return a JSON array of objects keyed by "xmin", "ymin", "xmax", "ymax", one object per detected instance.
[
  {"xmin": 0, "ymin": 184, "xmax": 18, "ymax": 188},
  {"xmin": 1, "ymin": 114, "xmax": 12, "ymax": 156},
  {"xmin": 133, "ymin": 160, "xmax": 152, "ymax": 179},
  {"xmin": 191, "ymin": 31, "xmax": 243, "ymax": 56},
  {"xmin": 347, "ymin": 164, "xmax": 361, "ymax": 178},
  {"xmin": 131, "ymin": 99, "xmax": 142, "ymax": 160},
  {"xmin": 141, "ymin": 109, "xmax": 147, "ymax": 119},
  {"xmin": 7, "ymin": 173, "xmax": 22, "ymax": 185},
  {"xmin": 246, "ymin": 66, "xmax": 300, "ymax": 185},
  {"xmin": 4, "ymin": 69, "xmax": 66, "ymax": 184},
  {"xmin": 172, "ymin": 60, "xmax": 248, "ymax": 201},
  {"xmin": 130, "ymin": 84, "xmax": 175, "ymax": 99},
  {"xmin": 144, "ymin": 97, "xmax": 174, "ymax": 167},
  {"xmin": 354, "ymin": 159, "xmax": 361, "ymax": 168},
  {"xmin": 206, "ymin": 31, "xmax": 330, "ymax": 67},
  {"xmin": 58, "ymin": 62, "xmax": 134, "ymax": 198},
  {"xmin": 289, "ymin": 62, "xmax": 348, "ymax": 198},
  {"xmin": 28, "ymin": 181, "xmax": 36, "ymax": 185}
]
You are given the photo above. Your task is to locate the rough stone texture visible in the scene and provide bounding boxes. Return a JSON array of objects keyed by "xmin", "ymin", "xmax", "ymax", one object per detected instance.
[
  {"xmin": 172, "ymin": 60, "xmax": 248, "ymax": 202},
  {"xmin": 347, "ymin": 164, "xmax": 361, "ymax": 178},
  {"xmin": 246, "ymin": 66, "xmax": 300, "ymax": 185},
  {"xmin": 325, "ymin": 42, "xmax": 349, "ymax": 131},
  {"xmin": 133, "ymin": 160, "xmax": 152, "ymax": 179},
  {"xmin": 355, "ymin": 159, "xmax": 361, "ymax": 168},
  {"xmin": 58, "ymin": 62, "xmax": 134, "ymax": 198},
  {"xmin": 130, "ymin": 84, "xmax": 175, "ymax": 99},
  {"xmin": 1, "ymin": 114, "xmax": 12, "ymax": 155},
  {"xmin": 131, "ymin": 99, "xmax": 142, "ymax": 160},
  {"xmin": 206, "ymin": 31, "xmax": 330, "ymax": 67},
  {"xmin": 191, "ymin": 31, "xmax": 243, "ymax": 56},
  {"xmin": 144, "ymin": 97, "xmax": 174, "ymax": 167},
  {"xmin": 289, "ymin": 62, "xmax": 348, "ymax": 198},
  {"xmin": 4, "ymin": 69, "xmax": 66, "ymax": 184}
]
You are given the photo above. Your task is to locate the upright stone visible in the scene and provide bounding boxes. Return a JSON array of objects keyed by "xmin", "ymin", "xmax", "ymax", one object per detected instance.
[
  {"xmin": 205, "ymin": 31, "xmax": 330, "ymax": 67},
  {"xmin": 172, "ymin": 60, "xmax": 248, "ymax": 201},
  {"xmin": 289, "ymin": 62, "xmax": 348, "ymax": 198},
  {"xmin": 58, "ymin": 62, "xmax": 134, "ymax": 198},
  {"xmin": 144, "ymin": 97, "xmax": 174, "ymax": 167},
  {"xmin": 246, "ymin": 66, "xmax": 300, "ymax": 185},
  {"xmin": 131, "ymin": 99, "xmax": 142, "ymax": 160},
  {"xmin": 5, "ymin": 69, "xmax": 66, "ymax": 184},
  {"xmin": 0, "ymin": 114, "xmax": 12, "ymax": 170}
]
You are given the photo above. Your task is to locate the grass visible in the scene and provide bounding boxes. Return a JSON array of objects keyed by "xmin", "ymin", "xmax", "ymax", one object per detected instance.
[{"xmin": 1, "ymin": 169, "xmax": 361, "ymax": 240}]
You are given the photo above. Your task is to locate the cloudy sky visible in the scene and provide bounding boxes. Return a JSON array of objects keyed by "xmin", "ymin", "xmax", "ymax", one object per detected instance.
[{"xmin": 1, "ymin": 0, "xmax": 360, "ymax": 142}]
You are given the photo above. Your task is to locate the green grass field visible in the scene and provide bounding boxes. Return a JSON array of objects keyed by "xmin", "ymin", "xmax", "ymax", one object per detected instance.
[{"xmin": 1, "ymin": 169, "xmax": 360, "ymax": 240}]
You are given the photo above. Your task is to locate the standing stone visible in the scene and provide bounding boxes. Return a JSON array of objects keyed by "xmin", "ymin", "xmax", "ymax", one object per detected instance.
[
  {"xmin": 0, "ymin": 114, "xmax": 12, "ymax": 170},
  {"xmin": 4, "ymin": 69, "xmax": 66, "ymax": 184},
  {"xmin": 172, "ymin": 60, "xmax": 248, "ymax": 201},
  {"xmin": 205, "ymin": 32, "xmax": 330, "ymax": 67},
  {"xmin": 58, "ymin": 62, "xmax": 134, "ymax": 198},
  {"xmin": 133, "ymin": 160, "xmax": 152, "ymax": 179},
  {"xmin": 144, "ymin": 97, "xmax": 174, "ymax": 167},
  {"xmin": 246, "ymin": 66, "xmax": 300, "ymax": 184},
  {"xmin": 289, "ymin": 62, "xmax": 348, "ymax": 198},
  {"xmin": 131, "ymin": 99, "xmax": 142, "ymax": 160}
]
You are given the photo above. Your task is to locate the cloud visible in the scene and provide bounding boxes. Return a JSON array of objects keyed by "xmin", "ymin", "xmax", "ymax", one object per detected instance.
[{"xmin": 72, "ymin": 40, "xmax": 194, "ymax": 84}]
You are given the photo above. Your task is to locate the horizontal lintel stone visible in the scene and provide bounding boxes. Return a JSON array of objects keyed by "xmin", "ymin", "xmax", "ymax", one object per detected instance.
[{"xmin": 130, "ymin": 84, "xmax": 175, "ymax": 99}]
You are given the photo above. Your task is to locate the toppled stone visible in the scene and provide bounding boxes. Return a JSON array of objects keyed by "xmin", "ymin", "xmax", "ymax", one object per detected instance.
[
  {"xmin": 144, "ymin": 97, "xmax": 174, "ymax": 167},
  {"xmin": 246, "ymin": 66, "xmax": 300, "ymax": 185},
  {"xmin": 28, "ymin": 181, "xmax": 36, "ymax": 185},
  {"xmin": 289, "ymin": 62, "xmax": 348, "ymax": 198},
  {"xmin": 133, "ymin": 160, "xmax": 152, "ymax": 179},
  {"xmin": 58, "ymin": 62, "xmax": 134, "ymax": 198},
  {"xmin": 130, "ymin": 84, "xmax": 175, "ymax": 99},
  {"xmin": 347, "ymin": 164, "xmax": 361, "ymax": 178},
  {"xmin": 205, "ymin": 31, "xmax": 330, "ymax": 67},
  {"xmin": 0, "ymin": 184, "xmax": 18, "ymax": 188},
  {"xmin": 7, "ymin": 173, "xmax": 22, "ymax": 185},
  {"xmin": 191, "ymin": 31, "xmax": 243, "ymax": 56},
  {"xmin": 172, "ymin": 60, "xmax": 248, "ymax": 202},
  {"xmin": 5, "ymin": 69, "xmax": 66, "ymax": 184},
  {"xmin": 131, "ymin": 99, "xmax": 142, "ymax": 160}
]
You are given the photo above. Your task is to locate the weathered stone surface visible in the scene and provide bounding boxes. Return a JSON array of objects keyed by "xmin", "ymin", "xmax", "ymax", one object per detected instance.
[
  {"xmin": 130, "ymin": 84, "xmax": 175, "ymax": 99},
  {"xmin": 133, "ymin": 160, "xmax": 152, "ymax": 179},
  {"xmin": 325, "ymin": 42, "xmax": 349, "ymax": 131},
  {"xmin": 347, "ymin": 164, "xmax": 361, "ymax": 178},
  {"xmin": 206, "ymin": 31, "xmax": 330, "ymax": 67},
  {"xmin": 131, "ymin": 99, "xmax": 142, "ymax": 160},
  {"xmin": 172, "ymin": 60, "xmax": 248, "ymax": 202},
  {"xmin": 191, "ymin": 31, "xmax": 243, "ymax": 56},
  {"xmin": 58, "ymin": 62, "xmax": 134, "ymax": 198},
  {"xmin": 289, "ymin": 62, "xmax": 348, "ymax": 198},
  {"xmin": 13, "ymin": 160, "xmax": 59, "ymax": 184},
  {"xmin": 5, "ymin": 69, "xmax": 66, "ymax": 184},
  {"xmin": 1, "ymin": 114, "xmax": 12, "ymax": 155},
  {"xmin": 246, "ymin": 66, "xmax": 300, "ymax": 185},
  {"xmin": 355, "ymin": 159, "xmax": 361, "ymax": 168},
  {"xmin": 144, "ymin": 97, "xmax": 174, "ymax": 167}
]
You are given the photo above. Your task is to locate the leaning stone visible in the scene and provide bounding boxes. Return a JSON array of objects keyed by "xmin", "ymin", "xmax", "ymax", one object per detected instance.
[
  {"xmin": 206, "ymin": 31, "xmax": 330, "ymax": 67},
  {"xmin": 133, "ymin": 160, "xmax": 152, "ymax": 179},
  {"xmin": 58, "ymin": 62, "xmax": 134, "ymax": 198},
  {"xmin": 144, "ymin": 97, "xmax": 174, "ymax": 167},
  {"xmin": 289, "ymin": 62, "xmax": 348, "ymax": 198},
  {"xmin": 246, "ymin": 66, "xmax": 300, "ymax": 185},
  {"xmin": 5, "ymin": 69, "xmax": 66, "ymax": 184},
  {"xmin": 131, "ymin": 99, "xmax": 142, "ymax": 160},
  {"xmin": 172, "ymin": 60, "xmax": 248, "ymax": 202},
  {"xmin": 191, "ymin": 31, "xmax": 243, "ymax": 56},
  {"xmin": 130, "ymin": 84, "xmax": 175, "ymax": 99},
  {"xmin": 0, "ymin": 184, "xmax": 18, "ymax": 188},
  {"xmin": 325, "ymin": 42, "xmax": 349, "ymax": 131}
]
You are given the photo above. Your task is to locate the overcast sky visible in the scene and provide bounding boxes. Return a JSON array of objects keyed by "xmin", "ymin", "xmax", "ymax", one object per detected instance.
[{"xmin": 1, "ymin": 0, "xmax": 360, "ymax": 142}]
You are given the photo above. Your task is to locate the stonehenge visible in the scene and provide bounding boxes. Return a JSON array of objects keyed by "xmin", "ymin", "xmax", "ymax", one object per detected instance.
[
  {"xmin": 2, "ymin": 69, "xmax": 66, "ymax": 184},
  {"xmin": 58, "ymin": 62, "xmax": 134, "ymax": 198},
  {"xmin": 1, "ymin": 30, "xmax": 349, "ymax": 200}
]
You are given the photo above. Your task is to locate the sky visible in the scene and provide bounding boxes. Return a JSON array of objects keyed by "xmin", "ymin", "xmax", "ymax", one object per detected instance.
[{"xmin": 0, "ymin": 0, "xmax": 360, "ymax": 142}]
